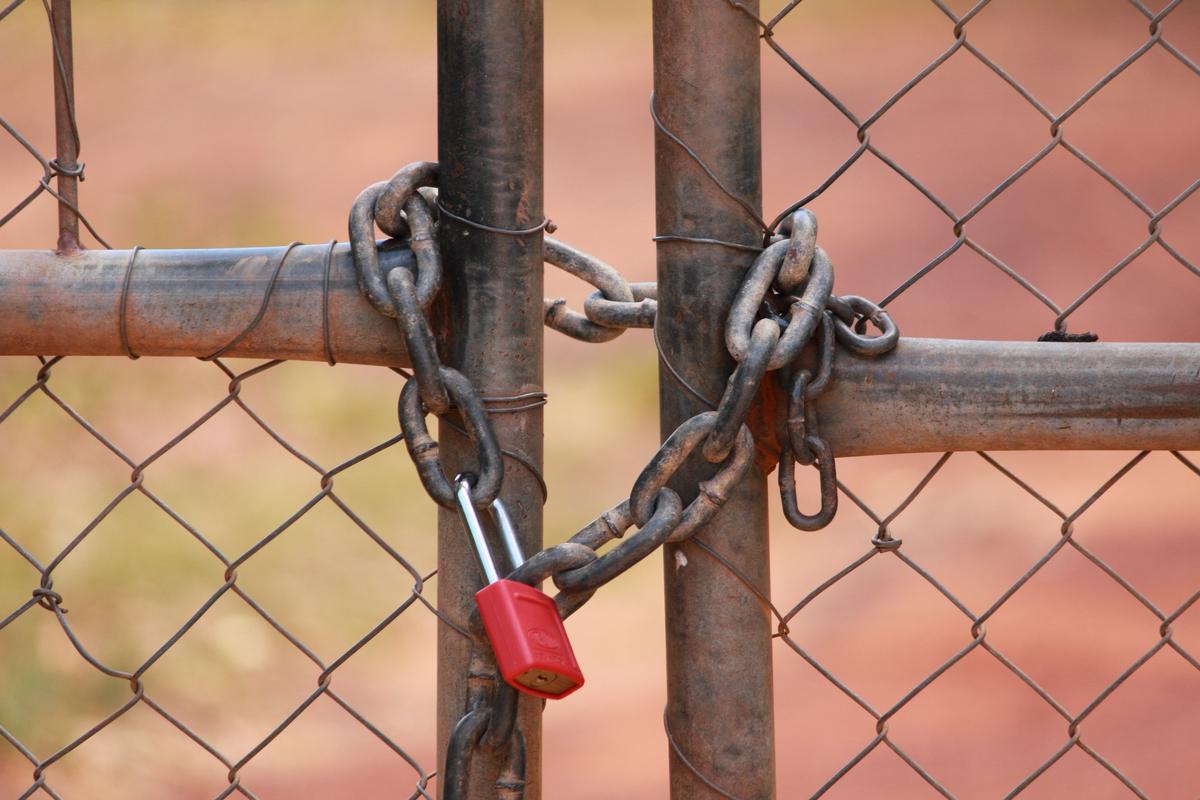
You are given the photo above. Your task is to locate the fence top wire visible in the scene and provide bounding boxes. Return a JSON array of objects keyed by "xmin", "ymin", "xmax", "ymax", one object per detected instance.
[
  {"xmin": 647, "ymin": 1, "xmax": 1200, "ymax": 796},
  {"xmin": 0, "ymin": 356, "xmax": 448, "ymax": 800}
]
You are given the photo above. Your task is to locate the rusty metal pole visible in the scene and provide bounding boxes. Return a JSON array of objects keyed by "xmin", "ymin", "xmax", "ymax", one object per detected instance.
[
  {"xmin": 0, "ymin": 250, "xmax": 1194, "ymax": 452},
  {"xmin": 49, "ymin": 0, "xmax": 81, "ymax": 253},
  {"xmin": 653, "ymin": 1, "xmax": 776, "ymax": 798},
  {"xmin": 435, "ymin": 3, "xmax": 544, "ymax": 799}
]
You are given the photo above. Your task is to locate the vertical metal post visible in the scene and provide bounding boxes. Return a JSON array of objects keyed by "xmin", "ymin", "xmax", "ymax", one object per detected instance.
[
  {"xmin": 653, "ymin": 1, "xmax": 776, "ymax": 798},
  {"xmin": 49, "ymin": 0, "xmax": 81, "ymax": 253},
  {"xmin": 435, "ymin": 3, "xmax": 544, "ymax": 799}
]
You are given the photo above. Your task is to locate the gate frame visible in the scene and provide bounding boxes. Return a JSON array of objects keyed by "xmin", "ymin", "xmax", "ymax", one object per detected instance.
[
  {"xmin": 653, "ymin": 1, "xmax": 778, "ymax": 798},
  {"xmin": 434, "ymin": 2, "xmax": 546, "ymax": 798}
]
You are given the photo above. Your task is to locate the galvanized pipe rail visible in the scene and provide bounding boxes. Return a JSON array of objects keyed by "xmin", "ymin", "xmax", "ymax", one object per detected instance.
[
  {"xmin": 0, "ymin": 245, "xmax": 413, "ymax": 365},
  {"xmin": 822, "ymin": 338, "xmax": 1200, "ymax": 455},
  {"xmin": 0, "ymin": 250, "xmax": 1196, "ymax": 455}
]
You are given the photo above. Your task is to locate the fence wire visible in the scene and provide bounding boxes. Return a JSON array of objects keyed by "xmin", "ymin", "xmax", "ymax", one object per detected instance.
[
  {"xmin": 0, "ymin": 4, "xmax": 444, "ymax": 796},
  {"xmin": 730, "ymin": 0, "xmax": 1200, "ymax": 334},
  {"xmin": 4, "ymin": 0, "xmax": 1200, "ymax": 798},
  {"xmin": 0, "ymin": 0, "xmax": 108, "ymax": 248},
  {"xmin": 0, "ymin": 357, "xmax": 446, "ymax": 799},
  {"xmin": 671, "ymin": 0, "xmax": 1200, "ymax": 796}
]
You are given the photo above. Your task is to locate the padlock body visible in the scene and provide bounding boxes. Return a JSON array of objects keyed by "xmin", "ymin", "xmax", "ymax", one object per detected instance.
[{"xmin": 476, "ymin": 579, "xmax": 584, "ymax": 699}]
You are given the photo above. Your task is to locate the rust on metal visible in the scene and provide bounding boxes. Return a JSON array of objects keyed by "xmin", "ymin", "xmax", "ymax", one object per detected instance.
[
  {"xmin": 435, "ymin": 1, "xmax": 546, "ymax": 797},
  {"xmin": 49, "ymin": 0, "xmax": 81, "ymax": 253},
  {"xmin": 0, "ymin": 245, "xmax": 413, "ymax": 365},
  {"xmin": 0, "ymin": 248, "xmax": 1194, "ymax": 456},
  {"xmin": 816, "ymin": 338, "xmax": 1200, "ymax": 456},
  {"xmin": 653, "ymin": 0, "xmax": 778, "ymax": 797}
]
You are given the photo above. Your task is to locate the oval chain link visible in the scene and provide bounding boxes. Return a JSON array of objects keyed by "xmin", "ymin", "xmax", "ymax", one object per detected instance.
[{"xmin": 352, "ymin": 165, "xmax": 902, "ymax": 784}]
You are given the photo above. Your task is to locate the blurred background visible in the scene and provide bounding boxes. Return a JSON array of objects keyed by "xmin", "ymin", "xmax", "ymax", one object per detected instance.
[{"xmin": 0, "ymin": 0, "xmax": 1198, "ymax": 797}]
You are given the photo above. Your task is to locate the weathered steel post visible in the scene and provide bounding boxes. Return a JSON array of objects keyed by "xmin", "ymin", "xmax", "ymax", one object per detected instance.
[
  {"xmin": 435, "ymin": 2, "xmax": 545, "ymax": 798},
  {"xmin": 653, "ymin": 1, "xmax": 777, "ymax": 797},
  {"xmin": 49, "ymin": 0, "xmax": 81, "ymax": 253}
]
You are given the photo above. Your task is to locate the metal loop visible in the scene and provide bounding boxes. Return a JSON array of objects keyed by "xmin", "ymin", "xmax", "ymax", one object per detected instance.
[
  {"xmin": 779, "ymin": 435, "xmax": 838, "ymax": 531},
  {"xmin": 726, "ymin": 240, "xmax": 834, "ymax": 370},
  {"xmin": 508, "ymin": 543, "xmax": 598, "ymax": 587},
  {"xmin": 482, "ymin": 680, "xmax": 520, "ymax": 754},
  {"xmin": 629, "ymin": 412, "xmax": 755, "ymax": 543},
  {"xmin": 33, "ymin": 587, "xmax": 67, "ymax": 613},
  {"xmin": 776, "ymin": 208, "xmax": 817, "ymax": 294},
  {"xmin": 668, "ymin": 425, "xmax": 753, "ymax": 543},
  {"xmin": 437, "ymin": 199, "xmax": 553, "ymax": 237},
  {"xmin": 401, "ymin": 191, "xmax": 443, "ymax": 308},
  {"xmin": 118, "ymin": 245, "xmax": 143, "ymax": 359},
  {"xmin": 387, "ymin": 266, "xmax": 450, "ymax": 414},
  {"xmin": 804, "ymin": 311, "xmax": 837, "ymax": 399},
  {"xmin": 542, "ymin": 237, "xmax": 637, "ymax": 342},
  {"xmin": 398, "ymin": 367, "xmax": 503, "ymax": 508},
  {"xmin": 442, "ymin": 708, "xmax": 490, "ymax": 800},
  {"xmin": 506, "ymin": 542, "xmax": 600, "ymax": 620},
  {"xmin": 553, "ymin": 488, "xmax": 682, "ymax": 594},
  {"xmin": 454, "ymin": 475, "xmax": 525, "ymax": 583},
  {"xmin": 583, "ymin": 281, "xmax": 658, "ymax": 330},
  {"xmin": 830, "ymin": 294, "xmax": 899, "ymax": 357},
  {"xmin": 785, "ymin": 370, "xmax": 818, "ymax": 467},
  {"xmin": 825, "ymin": 293, "xmax": 854, "ymax": 324},
  {"xmin": 349, "ymin": 161, "xmax": 439, "ymax": 318},
  {"xmin": 375, "ymin": 161, "xmax": 440, "ymax": 242},
  {"xmin": 497, "ymin": 728, "xmax": 527, "ymax": 800},
  {"xmin": 770, "ymin": 246, "xmax": 834, "ymax": 369},
  {"xmin": 703, "ymin": 318, "xmax": 779, "ymax": 463},
  {"xmin": 565, "ymin": 500, "xmax": 636, "ymax": 552},
  {"xmin": 726, "ymin": 239, "xmax": 787, "ymax": 359}
]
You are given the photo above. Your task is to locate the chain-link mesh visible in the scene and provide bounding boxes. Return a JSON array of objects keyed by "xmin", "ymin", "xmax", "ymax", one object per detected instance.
[
  {"xmin": 0, "ymin": 356, "xmax": 446, "ymax": 799},
  {"xmin": 4, "ymin": 0, "xmax": 1200, "ymax": 796},
  {"xmin": 0, "ymin": 0, "xmax": 108, "ymax": 248},
  {"xmin": 663, "ymin": 1, "xmax": 1200, "ymax": 796},
  {"xmin": 0, "ymin": 4, "xmax": 448, "ymax": 796}
]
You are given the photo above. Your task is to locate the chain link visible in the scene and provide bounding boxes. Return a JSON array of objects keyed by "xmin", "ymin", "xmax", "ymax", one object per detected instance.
[
  {"xmin": 543, "ymin": 237, "xmax": 656, "ymax": 343},
  {"xmin": 350, "ymin": 161, "xmax": 900, "ymax": 793}
]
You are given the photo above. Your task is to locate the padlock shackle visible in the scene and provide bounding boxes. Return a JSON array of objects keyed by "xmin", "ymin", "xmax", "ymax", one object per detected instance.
[
  {"xmin": 454, "ymin": 474, "xmax": 525, "ymax": 584},
  {"xmin": 488, "ymin": 498, "xmax": 525, "ymax": 573}
]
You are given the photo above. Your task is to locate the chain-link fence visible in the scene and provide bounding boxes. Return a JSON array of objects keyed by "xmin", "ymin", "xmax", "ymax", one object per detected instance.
[
  {"xmin": 689, "ymin": 1, "xmax": 1199, "ymax": 796},
  {"xmin": 3, "ymin": 1, "xmax": 1199, "ymax": 798},
  {"xmin": 0, "ymin": 357, "xmax": 446, "ymax": 799},
  {"xmin": 0, "ymin": 3, "xmax": 449, "ymax": 797},
  {"xmin": 0, "ymin": 0, "xmax": 107, "ymax": 250}
]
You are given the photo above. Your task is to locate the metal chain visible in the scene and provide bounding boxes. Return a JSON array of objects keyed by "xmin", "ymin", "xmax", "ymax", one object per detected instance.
[{"xmin": 350, "ymin": 164, "xmax": 900, "ymax": 797}]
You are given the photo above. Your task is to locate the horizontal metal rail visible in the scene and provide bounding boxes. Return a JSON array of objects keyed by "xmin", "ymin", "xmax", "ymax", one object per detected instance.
[
  {"xmin": 0, "ymin": 245, "xmax": 411, "ymax": 365},
  {"xmin": 0, "ymin": 249, "xmax": 1195, "ymax": 454},
  {"xmin": 821, "ymin": 338, "xmax": 1200, "ymax": 455}
]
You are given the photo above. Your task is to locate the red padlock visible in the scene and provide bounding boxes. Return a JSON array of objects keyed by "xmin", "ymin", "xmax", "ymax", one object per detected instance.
[{"xmin": 454, "ymin": 476, "xmax": 584, "ymax": 700}]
